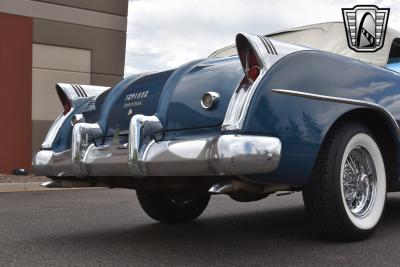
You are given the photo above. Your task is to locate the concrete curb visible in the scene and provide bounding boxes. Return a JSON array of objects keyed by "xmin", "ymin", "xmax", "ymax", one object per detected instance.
[{"xmin": 0, "ymin": 182, "xmax": 98, "ymax": 193}]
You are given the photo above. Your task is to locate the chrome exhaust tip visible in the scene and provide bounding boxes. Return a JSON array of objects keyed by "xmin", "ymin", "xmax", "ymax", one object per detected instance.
[
  {"xmin": 40, "ymin": 179, "xmax": 106, "ymax": 188},
  {"xmin": 40, "ymin": 180, "xmax": 61, "ymax": 188},
  {"xmin": 208, "ymin": 180, "xmax": 292, "ymax": 195},
  {"xmin": 208, "ymin": 182, "xmax": 234, "ymax": 194}
]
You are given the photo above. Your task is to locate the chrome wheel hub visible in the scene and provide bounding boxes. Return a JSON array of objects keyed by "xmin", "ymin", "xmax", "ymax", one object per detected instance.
[{"xmin": 342, "ymin": 146, "xmax": 377, "ymax": 218}]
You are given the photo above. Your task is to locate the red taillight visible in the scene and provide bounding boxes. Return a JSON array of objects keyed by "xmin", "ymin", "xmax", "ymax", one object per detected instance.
[
  {"xmin": 62, "ymin": 98, "xmax": 72, "ymax": 115},
  {"xmin": 56, "ymin": 86, "xmax": 72, "ymax": 115},
  {"xmin": 245, "ymin": 47, "xmax": 261, "ymax": 83},
  {"xmin": 247, "ymin": 66, "xmax": 260, "ymax": 82},
  {"xmin": 236, "ymin": 34, "xmax": 263, "ymax": 84}
]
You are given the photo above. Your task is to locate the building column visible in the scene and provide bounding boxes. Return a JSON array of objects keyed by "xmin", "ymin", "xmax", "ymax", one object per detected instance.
[{"xmin": 0, "ymin": 13, "xmax": 32, "ymax": 173}]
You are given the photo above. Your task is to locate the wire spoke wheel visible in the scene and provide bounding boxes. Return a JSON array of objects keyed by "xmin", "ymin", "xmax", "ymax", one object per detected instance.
[{"xmin": 342, "ymin": 147, "xmax": 377, "ymax": 218}]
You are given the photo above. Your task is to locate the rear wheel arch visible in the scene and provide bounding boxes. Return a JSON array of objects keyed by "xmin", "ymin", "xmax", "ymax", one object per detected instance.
[{"xmin": 320, "ymin": 108, "xmax": 398, "ymax": 190}]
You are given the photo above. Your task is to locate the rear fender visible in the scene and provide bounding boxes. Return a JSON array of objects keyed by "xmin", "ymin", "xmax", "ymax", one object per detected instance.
[
  {"xmin": 55, "ymin": 83, "xmax": 110, "ymax": 107},
  {"xmin": 41, "ymin": 83, "xmax": 110, "ymax": 150},
  {"xmin": 241, "ymin": 50, "xmax": 400, "ymax": 186}
]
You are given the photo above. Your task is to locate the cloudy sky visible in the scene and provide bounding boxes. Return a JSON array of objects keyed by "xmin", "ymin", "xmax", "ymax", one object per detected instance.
[{"xmin": 124, "ymin": 0, "xmax": 399, "ymax": 75}]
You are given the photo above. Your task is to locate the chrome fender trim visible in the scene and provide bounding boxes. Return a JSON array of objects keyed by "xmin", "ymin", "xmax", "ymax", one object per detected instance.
[
  {"xmin": 222, "ymin": 33, "xmax": 310, "ymax": 131},
  {"xmin": 222, "ymin": 33, "xmax": 273, "ymax": 131},
  {"xmin": 272, "ymin": 89, "xmax": 399, "ymax": 133},
  {"xmin": 41, "ymin": 109, "xmax": 74, "ymax": 149}
]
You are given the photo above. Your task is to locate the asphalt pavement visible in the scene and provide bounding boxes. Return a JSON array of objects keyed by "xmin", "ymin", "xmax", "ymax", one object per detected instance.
[{"xmin": 1, "ymin": 189, "xmax": 400, "ymax": 266}]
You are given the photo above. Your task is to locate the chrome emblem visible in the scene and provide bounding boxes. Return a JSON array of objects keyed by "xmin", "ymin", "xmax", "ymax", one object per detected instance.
[
  {"xmin": 342, "ymin": 5, "xmax": 390, "ymax": 52},
  {"xmin": 124, "ymin": 90, "xmax": 149, "ymax": 108},
  {"xmin": 201, "ymin": 91, "xmax": 220, "ymax": 110}
]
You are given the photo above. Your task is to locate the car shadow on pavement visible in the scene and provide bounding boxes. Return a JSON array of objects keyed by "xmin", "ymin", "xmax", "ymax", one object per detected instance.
[
  {"xmin": 37, "ymin": 194, "xmax": 400, "ymax": 243},
  {"xmin": 36, "ymin": 203, "xmax": 321, "ymax": 248},
  {"xmin": 30, "ymin": 194, "xmax": 400, "ymax": 265},
  {"xmin": 380, "ymin": 194, "xmax": 400, "ymax": 225}
]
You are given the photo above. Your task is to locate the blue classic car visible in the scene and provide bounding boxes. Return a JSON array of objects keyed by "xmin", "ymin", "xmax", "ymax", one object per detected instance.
[{"xmin": 33, "ymin": 22, "xmax": 400, "ymax": 241}]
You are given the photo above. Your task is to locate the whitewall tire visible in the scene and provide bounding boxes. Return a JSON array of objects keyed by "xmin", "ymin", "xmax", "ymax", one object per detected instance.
[
  {"xmin": 340, "ymin": 133, "xmax": 386, "ymax": 230},
  {"xmin": 303, "ymin": 122, "xmax": 387, "ymax": 241}
]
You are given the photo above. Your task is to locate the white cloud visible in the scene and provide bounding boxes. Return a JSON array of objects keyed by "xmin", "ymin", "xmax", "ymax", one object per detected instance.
[{"xmin": 125, "ymin": 0, "xmax": 399, "ymax": 75}]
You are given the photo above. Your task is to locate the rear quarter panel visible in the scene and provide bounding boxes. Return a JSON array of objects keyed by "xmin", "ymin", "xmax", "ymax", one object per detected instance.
[{"xmin": 242, "ymin": 50, "xmax": 400, "ymax": 185}]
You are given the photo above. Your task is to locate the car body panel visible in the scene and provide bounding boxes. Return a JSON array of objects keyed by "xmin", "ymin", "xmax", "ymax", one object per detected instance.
[
  {"xmin": 162, "ymin": 56, "xmax": 243, "ymax": 130},
  {"xmin": 241, "ymin": 50, "xmax": 400, "ymax": 185},
  {"xmin": 52, "ymin": 101, "xmax": 91, "ymax": 153},
  {"xmin": 98, "ymin": 70, "xmax": 175, "ymax": 138}
]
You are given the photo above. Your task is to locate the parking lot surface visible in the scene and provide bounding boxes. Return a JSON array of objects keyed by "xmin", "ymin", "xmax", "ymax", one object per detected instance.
[{"xmin": 1, "ymin": 189, "xmax": 400, "ymax": 266}]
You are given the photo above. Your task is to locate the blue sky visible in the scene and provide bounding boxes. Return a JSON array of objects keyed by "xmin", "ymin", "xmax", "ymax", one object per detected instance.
[{"xmin": 125, "ymin": 0, "xmax": 399, "ymax": 75}]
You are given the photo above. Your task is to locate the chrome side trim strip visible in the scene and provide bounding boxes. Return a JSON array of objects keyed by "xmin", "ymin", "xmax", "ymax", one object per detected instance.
[{"xmin": 272, "ymin": 88, "xmax": 399, "ymax": 130}]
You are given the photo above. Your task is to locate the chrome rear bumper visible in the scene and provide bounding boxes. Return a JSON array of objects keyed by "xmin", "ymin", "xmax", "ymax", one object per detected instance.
[{"xmin": 33, "ymin": 115, "xmax": 281, "ymax": 178}]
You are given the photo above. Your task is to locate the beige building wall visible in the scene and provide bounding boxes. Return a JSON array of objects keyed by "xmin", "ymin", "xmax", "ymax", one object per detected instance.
[
  {"xmin": 0, "ymin": 0, "xmax": 128, "ymax": 154},
  {"xmin": 32, "ymin": 44, "xmax": 92, "ymax": 151}
]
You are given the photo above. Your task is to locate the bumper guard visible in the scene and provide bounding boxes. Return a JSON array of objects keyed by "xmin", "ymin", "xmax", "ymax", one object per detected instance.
[{"xmin": 33, "ymin": 115, "xmax": 282, "ymax": 177}]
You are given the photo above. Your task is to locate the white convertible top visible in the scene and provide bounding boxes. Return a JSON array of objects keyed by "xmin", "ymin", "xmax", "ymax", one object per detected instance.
[{"xmin": 210, "ymin": 22, "xmax": 400, "ymax": 67}]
